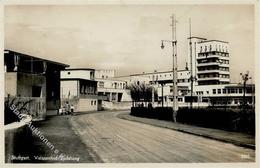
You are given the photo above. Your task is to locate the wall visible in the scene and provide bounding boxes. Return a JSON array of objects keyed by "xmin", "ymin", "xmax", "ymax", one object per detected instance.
[
  {"xmin": 194, "ymin": 84, "xmax": 254, "ymax": 97},
  {"xmin": 5, "ymin": 72, "xmax": 17, "ymax": 97},
  {"xmin": 17, "ymin": 73, "xmax": 46, "ymax": 97},
  {"xmin": 61, "ymin": 98, "xmax": 98, "ymax": 112},
  {"xmin": 102, "ymin": 101, "xmax": 132, "ymax": 110},
  {"xmin": 95, "ymin": 69, "xmax": 115, "ymax": 79},
  {"xmin": 77, "ymin": 98, "xmax": 98, "ymax": 111},
  {"xmin": 61, "ymin": 70, "xmax": 94, "ymax": 80},
  {"xmin": 61, "ymin": 80, "xmax": 78, "ymax": 98}
]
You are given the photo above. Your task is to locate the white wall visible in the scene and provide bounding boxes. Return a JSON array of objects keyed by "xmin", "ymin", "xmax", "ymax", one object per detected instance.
[
  {"xmin": 194, "ymin": 84, "xmax": 253, "ymax": 97},
  {"xmin": 5, "ymin": 72, "xmax": 17, "ymax": 97},
  {"xmin": 95, "ymin": 69, "xmax": 115, "ymax": 79},
  {"xmin": 97, "ymin": 79, "xmax": 126, "ymax": 90},
  {"xmin": 77, "ymin": 98, "xmax": 98, "ymax": 111},
  {"xmin": 61, "ymin": 70, "xmax": 94, "ymax": 80},
  {"xmin": 61, "ymin": 80, "xmax": 78, "ymax": 98}
]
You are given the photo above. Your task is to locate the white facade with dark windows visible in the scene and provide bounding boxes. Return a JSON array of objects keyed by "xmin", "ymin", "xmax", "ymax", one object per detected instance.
[{"xmin": 196, "ymin": 40, "xmax": 230, "ymax": 85}]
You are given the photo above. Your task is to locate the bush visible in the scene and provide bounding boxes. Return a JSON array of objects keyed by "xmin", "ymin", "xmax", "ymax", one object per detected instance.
[
  {"xmin": 130, "ymin": 107, "xmax": 255, "ymax": 135},
  {"xmin": 130, "ymin": 107, "xmax": 173, "ymax": 121},
  {"xmin": 177, "ymin": 107, "xmax": 255, "ymax": 135}
]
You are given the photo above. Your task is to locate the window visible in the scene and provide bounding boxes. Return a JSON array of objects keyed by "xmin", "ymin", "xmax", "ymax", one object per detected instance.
[
  {"xmin": 32, "ymin": 86, "xmax": 42, "ymax": 97},
  {"xmin": 91, "ymin": 100, "xmax": 93, "ymax": 105},
  {"xmin": 239, "ymin": 88, "xmax": 243, "ymax": 93},
  {"xmin": 205, "ymin": 46, "xmax": 207, "ymax": 52},
  {"xmin": 213, "ymin": 89, "xmax": 216, "ymax": 94},
  {"xmin": 94, "ymin": 101, "xmax": 96, "ymax": 105},
  {"xmin": 223, "ymin": 89, "xmax": 226, "ymax": 94},
  {"xmin": 209, "ymin": 45, "xmax": 212, "ymax": 51},
  {"xmin": 206, "ymin": 91, "xmax": 209, "ymax": 94},
  {"xmin": 231, "ymin": 88, "xmax": 235, "ymax": 93},
  {"xmin": 67, "ymin": 72, "xmax": 70, "ymax": 75},
  {"xmin": 99, "ymin": 81, "xmax": 104, "ymax": 88},
  {"xmin": 217, "ymin": 89, "xmax": 221, "ymax": 94}
]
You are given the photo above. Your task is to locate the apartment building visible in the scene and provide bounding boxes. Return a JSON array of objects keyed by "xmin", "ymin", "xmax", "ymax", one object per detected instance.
[{"xmin": 187, "ymin": 37, "xmax": 230, "ymax": 85}]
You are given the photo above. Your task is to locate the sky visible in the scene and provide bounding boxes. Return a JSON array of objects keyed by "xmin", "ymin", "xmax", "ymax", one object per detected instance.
[{"xmin": 4, "ymin": 5, "xmax": 255, "ymax": 83}]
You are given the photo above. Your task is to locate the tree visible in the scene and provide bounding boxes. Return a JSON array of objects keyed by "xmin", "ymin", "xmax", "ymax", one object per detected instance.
[{"xmin": 128, "ymin": 82, "xmax": 157, "ymax": 107}]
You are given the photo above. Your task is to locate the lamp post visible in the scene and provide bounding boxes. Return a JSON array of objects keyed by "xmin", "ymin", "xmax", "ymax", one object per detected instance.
[
  {"xmin": 240, "ymin": 72, "xmax": 251, "ymax": 111},
  {"xmin": 160, "ymin": 14, "xmax": 178, "ymax": 122}
]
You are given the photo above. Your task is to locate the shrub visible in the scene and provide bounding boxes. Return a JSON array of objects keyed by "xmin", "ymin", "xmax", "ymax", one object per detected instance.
[{"xmin": 131, "ymin": 106, "xmax": 255, "ymax": 135}]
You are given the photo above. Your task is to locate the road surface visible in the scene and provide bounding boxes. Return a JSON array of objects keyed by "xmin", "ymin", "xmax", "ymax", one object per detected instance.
[{"xmin": 70, "ymin": 111, "xmax": 255, "ymax": 163}]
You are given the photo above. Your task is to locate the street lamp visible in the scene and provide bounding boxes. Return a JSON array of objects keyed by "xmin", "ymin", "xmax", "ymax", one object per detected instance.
[
  {"xmin": 160, "ymin": 39, "xmax": 178, "ymax": 122},
  {"xmin": 160, "ymin": 14, "xmax": 178, "ymax": 122}
]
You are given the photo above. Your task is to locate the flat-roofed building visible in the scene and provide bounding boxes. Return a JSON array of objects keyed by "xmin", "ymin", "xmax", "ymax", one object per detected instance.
[
  {"xmin": 4, "ymin": 50, "xmax": 68, "ymax": 120},
  {"xmin": 60, "ymin": 68, "xmax": 100, "ymax": 112}
]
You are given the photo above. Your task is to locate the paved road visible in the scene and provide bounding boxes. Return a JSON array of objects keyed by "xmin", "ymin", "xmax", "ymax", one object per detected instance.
[{"xmin": 70, "ymin": 111, "xmax": 255, "ymax": 163}]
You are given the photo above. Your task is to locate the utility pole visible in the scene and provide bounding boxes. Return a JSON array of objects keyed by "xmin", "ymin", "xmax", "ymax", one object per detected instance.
[
  {"xmin": 152, "ymin": 75, "xmax": 154, "ymax": 106},
  {"xmin": 172, "ymin": 14, "xmax": 178, "ymax": 122},
  {"xmin": 241, "ymin": 72, "xmax": 250, "ymax": 111},
  {"xmin": 189, "ymin": 18, "xmax": 193, "ymax": 109},
  {"xmin": 161, "ymin": 14, "xmax": 178, "ymax": 122}
]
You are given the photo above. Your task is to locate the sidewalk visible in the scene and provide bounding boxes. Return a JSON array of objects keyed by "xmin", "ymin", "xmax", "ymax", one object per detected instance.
[
  {"xmin": 117, "ymin": 112, "xmax": 255, "ymax": 149},
  {"xmin": 13, "ymin": 114, "xmax": 102, "ymax": 163}
]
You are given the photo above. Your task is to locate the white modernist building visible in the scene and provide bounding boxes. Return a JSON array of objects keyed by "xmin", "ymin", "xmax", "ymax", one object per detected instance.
[
  {"xmin": 116, "ymin": 36, "xmax": 254, "ymax": 108},
  {"xmin": 60, "ymin": 68, "xmax": 132, "ymax": 112},
  {"xmin": 60, "ymin": 68, "xmax": 100, "ymax": 112}
]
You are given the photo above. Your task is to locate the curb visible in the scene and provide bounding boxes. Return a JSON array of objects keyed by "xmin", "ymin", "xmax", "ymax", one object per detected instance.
[{"xmin": 117, "ymin": 113, "xmax": 255, "ymax": 150}]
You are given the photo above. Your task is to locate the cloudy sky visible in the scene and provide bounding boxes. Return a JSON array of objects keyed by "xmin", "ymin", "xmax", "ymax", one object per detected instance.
[{"xmin": 4, "ymin": 4, "xmax": 254, "ymax": 83}]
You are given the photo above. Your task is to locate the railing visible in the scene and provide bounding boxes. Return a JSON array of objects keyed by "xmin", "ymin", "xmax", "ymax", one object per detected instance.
[{"xmin": 5, "ymin": 96, "xmax": 46, "ymax": 121}]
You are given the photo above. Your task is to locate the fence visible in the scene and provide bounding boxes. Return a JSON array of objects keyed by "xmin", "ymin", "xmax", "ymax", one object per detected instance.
[{"xmin": 5, "ymin": 96, "xmax": 46, "ymax": 122}]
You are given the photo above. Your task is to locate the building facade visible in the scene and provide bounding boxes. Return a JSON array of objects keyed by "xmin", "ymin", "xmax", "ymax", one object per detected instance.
[
  {"xmin": 60, "ymin": 68, "xmax": 100, "ymax": 112},
  {"xmin": 115, "ymin": 36, "xmax": 254, "ymax": 108},
  {"xmin": 187, "ymin": 37, "xmax": 230, "ymax": 85},
  {"xmin": 4, "ymin": 50, "xmax": 68, "ymax": 120}
]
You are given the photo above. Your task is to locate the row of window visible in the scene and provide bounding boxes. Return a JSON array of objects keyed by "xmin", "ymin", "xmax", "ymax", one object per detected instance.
[
  {"xmin": 197, "ymin": 59, "xmax": 229, "ymax": 64},
  {"xmin": 198, "ymin": 73, "xmax": 219, "ymax": 78},
  {"xmin": 198, "ymin": 74, "xmax": 230, "ymax": 78},
  {"xmin": 198, "ymin": 66, "xmax": 229, "ymax": 71},
  {"xmin": 101, "ymin": 75, "xmax": 109, "ymax": 79},
  {"xmin": 111, "ymin": 82, "xmax": 126, "ymax": 89},
  {"xmin": 200, "ymin": 44, "xmax": 228, "ymax": 53},
  {"xmin": 91, "ymin": 100, "xmax": 97, "ymax": 105},
  {"xmin": 178, "ymin": 79, "xmax": 190, "ymax": 83},
  {"xmin": 198, "ymin": 81, "xmax": 229, "ymax": 85},
  {"xmin": 212, "ymin": 88, "xmax": 252, "ymax": 94},
  {"xmin": 146, "ymin": 72, "xmax": 189, "ymax": 80},
  {"xmin": 219, "ymin": 67, "xmax": 229, "ymax": 71},
  {"xmin": 195, "ymin": 88, "xmax": 252, "ymax": 96},
  {"xmin": 98, "ymin": 81, "xmax": 126, "ymax": 89},
  {"xmin": 80, "ymin": 85, "xmax": 96, "ymax": 94},
  {"xmin": 219, "ymin": 74, "xmax": 230, "ymax": 78},
  {"xmin": 198, "ymin": 51, "xmax": 229, "ymax": 57}
]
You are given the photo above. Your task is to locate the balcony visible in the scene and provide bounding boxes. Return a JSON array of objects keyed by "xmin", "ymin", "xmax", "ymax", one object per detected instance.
[
  {"xmin": 197, "ymin": 55, "xmax": 229, "ymax": 60},
  {"xmin": 197, "ymin": 70, "xmax": 220, "ymax": 74},
  {"xmin": 197, "ymin": 77, "xmax": 220, "ymax": 81},
  {"xmin": 219, "ymin": 78, "xmax": 230, "ymax": 82},
  {"xmin": 197, "ymin": 62, "xmax": 220, "ymax": 67}
]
